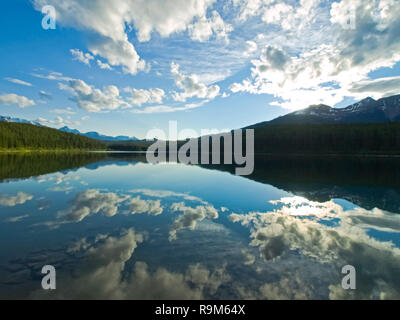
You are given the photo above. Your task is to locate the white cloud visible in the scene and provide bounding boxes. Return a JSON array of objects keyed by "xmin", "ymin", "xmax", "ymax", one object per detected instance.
[
  {"xmin": 96, "ymin": 59, "xmax": 113, "ymax": 70},
  {"xmin": 4, "ymin": 78, "xmax": 32, "ymax": 86},
  {"xmin": 0, "ymin": 93, "xmax": 35, "ymax": 108},
  {"xmin": 51, "ymin": 107, "xmax": 76, "ymax": 115},
  {"xmin": 33, "ymin": 0, "xmax": 222, "ymax": 75},
  {"xmin": 70, "ymin": 49, "xmax": 94, "ymax": 65},
  {"xmin": 188, "ymin": 10, "xmax": 233, "ymax": 43},
  {"xmin": 244, "ymin": 40, "xmax": 258, "ymax": 57},
  {"xmin": 229, "ymin": 0, "xmax": 400, "ymax": 110},
  {"xmin": 0, "ymin": 192, "xmax": 33, "ymax": 207},
  {"xmin": 88, "ymin": 37, "xmax": 146, "ymax": 75},
  {"xmin": 171, "ymin": 62, "xmax": 220, "ymax": 102},
  {"xmin": 127, "ymin": 88, "xmax": 165, "ymax": 106},
  {"xmin": 37, "ymin": 116, "xmax": 80, "ymax": 127},
  {"xmin": 349, "ymin": 76, "xmax": 400, "ymax": 99},
  {"xmin": 59, "ymin": 79, "xmax": 128, "ymax": 112},
  {"xmin": 131, "ymin": 101, "xmax": 207, "ymax": 114}
]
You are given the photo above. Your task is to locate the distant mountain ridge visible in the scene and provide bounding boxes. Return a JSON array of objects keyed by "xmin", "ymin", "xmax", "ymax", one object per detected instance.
[
  {"xmin": 59, "ymin": 126, "xmax": 138, "ymax": 142},
  {"xmin": 248, "ymin": 94, "xmax": 400, "ymax": 128},
  {"xmin": 0, "ymin": 116, "xmax": 42, "ymax": 127},
  {"xmin": 0, "ymin": 116, "xmax": 138, "ymax": 142}
]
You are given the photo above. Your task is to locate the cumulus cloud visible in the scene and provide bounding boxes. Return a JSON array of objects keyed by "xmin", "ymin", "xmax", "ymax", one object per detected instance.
[
  {"xmin": 230, "ymin": 0, "xmax": 400, "ymax": 109},
  {"xmin": 70, "ymin": 49, "xmax": 94, "ymax": 65},
  {"xmin": 88, "ymin": 37, "xmax": 146, "ymax": 75},
  {"xmin": 188, "ymin": 10, "xmax": 233, "ymax": 43},
  {"xmin": 0, "ymin": 94, "xmax": 35, "ymax": 108},
  {"xmin": 33, "ymin": 0, "xmax": 223, "ymax": 75},
  {"xmin": 37, "ymin": 116, "xmax": 80, "ymax": 127},
  {"xmin": 96, "ymin": 59, "xmax": 113, "ymax": 70},
  {"xmin": 244, "ymin": 40, "xmax": 258, "ymax": 57},
  {"xmin": 0, "ymin": 192, "xmax": 33, "ymax": 207},
  {"xmin": 171, "ymin": 62, "xmax": 220, "ymax": 102},
  {"xmin": 127, "ymin": 88, "xmax": 165, "ymax": 106},
  {"xmin": 59, "ymin": 79, "xmax": 128, "ymax": 112}
]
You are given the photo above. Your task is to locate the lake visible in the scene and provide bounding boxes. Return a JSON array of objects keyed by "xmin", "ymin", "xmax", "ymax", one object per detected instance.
[{"xmin": 0, "ymin": 152, "xmax": 400, "ymax": 299}]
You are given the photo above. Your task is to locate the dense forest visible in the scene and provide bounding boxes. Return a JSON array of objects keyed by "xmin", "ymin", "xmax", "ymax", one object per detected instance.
[
  {"xmin": 251, "ymin": 122, "xmax": 400, "ymax": 154},
  {"xmin": 0, "ymin": 122, "xmax": 106, "ymax": 150},
  {"xmin": 157, "ymin": 122, "xmax": 400, "ymax": 155},
  {"xmin": 2, "ymin": 121, "xmax": 400, "ymax": 155},
  {"xmin": 104, "ymin": 139, "xmax": 153, "ymax": 151}
]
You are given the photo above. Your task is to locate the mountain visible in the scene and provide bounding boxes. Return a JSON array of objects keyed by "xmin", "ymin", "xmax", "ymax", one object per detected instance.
[
  {"xmin": 59, "ymin": 126, "xmax": 138, "ymax": 142},
  {"xmin": 0, "ymin": 116, "xmax": 138, "ymax": 142},
  {"xmin": 248, "ymin": 95, "xmax": 400, "ymax": 128},
  {"xmin": 0, "ymin": 116, "xmax": 42, "ymax": 127}
]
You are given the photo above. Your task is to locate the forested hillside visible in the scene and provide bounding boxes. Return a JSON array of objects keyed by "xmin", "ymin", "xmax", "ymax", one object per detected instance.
[
  {"xmin": 0, "ymin": 122, "xmax": 106, "ymax": 150},
  {"xmin": 252, "ymin": 122, "xmax": 400, "ymax": 154}
]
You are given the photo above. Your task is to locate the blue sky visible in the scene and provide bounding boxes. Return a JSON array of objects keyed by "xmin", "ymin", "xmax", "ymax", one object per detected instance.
[{"xmin": 0, "ymin": 0, "xmax": 400, "ymax": 139}]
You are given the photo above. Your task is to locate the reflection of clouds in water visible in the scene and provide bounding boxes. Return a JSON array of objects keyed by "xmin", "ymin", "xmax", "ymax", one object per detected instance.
[
  {"xmin": 54, "ymin": 188, "xmax": 211, "ymax": 224},
  {"xmin": 58, "ymin": 189, "xmax": 130, "ymax": 222},
  {"xmin": 241, "ymin": 250, "xmax": 256, "ymax": 265},
  {"xmin": 48, "ymin": 188, "xmax": 221, "ymax": 243},
  {"xmin": 47, "ymin": 186, "xmax": 74, "ymax": 194},
  {"xmin": 235, "ymin": 271, "xmax": 314, "ymax": 300},
  {"xmin": 36, "ymin": 173, "xmax": 81, "ymax": 185},
  {"xmin": 127, "ymin": 196, "xmax": 163, "ymax": 216},
  {"xmin": 4, "ymin": 215, "xmax": 29, "ymax": 223},
  {"xmin": 130, "ymin": 189, "xmax": 206, "ymax": 204},
  {"xmin": 230, "ymin": 197, "xmax": 400, "ymax": 299},
  {"xmin": 33, "ymin": 229, "xmax": 230, "ymax": 299},
  {"xmin": 0, "ymin": 192, "xmax": 33, "ymax": 207},
  {"xmin": 36, "ymin": 173, "xmax": 87, "ymax": 194},
  {"xmin": 169, "ymin": 202, "xmax": 219, "ymax": 241}
]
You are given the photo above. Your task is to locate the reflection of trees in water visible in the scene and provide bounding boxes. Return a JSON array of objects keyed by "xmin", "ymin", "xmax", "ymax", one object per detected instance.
[{"xmin": 200, "ymin": 155, "xmax": 400, "ymax": 214}]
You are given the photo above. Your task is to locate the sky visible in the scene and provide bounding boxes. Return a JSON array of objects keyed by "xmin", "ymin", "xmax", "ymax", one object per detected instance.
[{"xmin": 0, "ymin": 0, "xmax": 400, "ymax": 139}]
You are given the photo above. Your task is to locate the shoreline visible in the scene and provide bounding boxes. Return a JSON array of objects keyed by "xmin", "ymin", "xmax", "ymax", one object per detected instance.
[{"xmin": 0, "ymin": 149, "xmax": 400, "ymax": 158}]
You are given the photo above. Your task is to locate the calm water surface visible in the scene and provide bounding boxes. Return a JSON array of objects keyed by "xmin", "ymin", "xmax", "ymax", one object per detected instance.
[{"xmin": 0, "ymin": 153, "xmax": 400, "ymax": 299}]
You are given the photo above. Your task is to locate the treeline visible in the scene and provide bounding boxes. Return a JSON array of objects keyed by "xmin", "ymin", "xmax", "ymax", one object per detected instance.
[
  {"xmin": 105, "ymin": 140, "xmax": 153, "ymax": 151},
  {"xmin": 252, "ymin": 122, "xmax": 400, "ymax": 154},
  {"xmin": 0, "ymin": 122, "xmax": 106, "ymax": 150}
]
